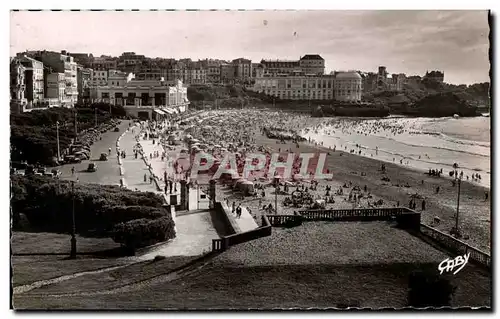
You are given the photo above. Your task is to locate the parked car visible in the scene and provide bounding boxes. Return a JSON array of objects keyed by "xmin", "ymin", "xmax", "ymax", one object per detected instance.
[
  {"xmin": 73, "ymin": 152, "xmax": 88, "ymax": 161},
  {"xmin": 87, "ymin": 163, "xmax": 97, "ymax": 172},
  {"xmin": 64, "ymin": 155, "xmax": 82, "ymax": 164},
  {"xmin": 36, "ymin": 167, "xmax": 47, "ymax": 175},
  {"xmin": 114, "ymin": 127, "xmax": 120, "ymax": 132}
]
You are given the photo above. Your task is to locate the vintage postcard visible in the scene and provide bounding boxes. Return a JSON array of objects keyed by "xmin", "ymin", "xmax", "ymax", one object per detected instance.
[{"xmin": 9, "ymin": 9, "xmax": 491, "ymax": 310}]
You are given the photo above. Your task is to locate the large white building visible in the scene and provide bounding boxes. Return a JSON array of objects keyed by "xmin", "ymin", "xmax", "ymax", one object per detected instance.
[
  {"xmin": 334, "ymin": 71, "xmax": 363, "ymax": 102},
  {"xmin": 252, "ymin": 73, "xmax": 335, "ymax": 100},
  {"xmin": 251, "ymin": 70, "xmax": 363, "ymax": 102},
  {"xmin": 96, "ymin": 78, "xmax": 189, "ymax": 119}
]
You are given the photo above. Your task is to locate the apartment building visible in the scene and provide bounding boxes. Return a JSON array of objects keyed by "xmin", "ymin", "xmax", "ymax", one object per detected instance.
[
  {"xmin": 45, "ymin": 72, "xmax": 66, "ymax": 104},
  {"xmin": 232, "ymin": 58, "xmax": 252, "ymax": 83},
  {"xmin": 299, "ymin": 54, "xmax": 325, "ymax": 75},
  {"xmin": 201, "ymin": 59, "xmax": 223, "ymax": 84},
  {"xmin": 90, "ymin": 56, "xmax": 117, "ymax": 70},
  {"xmin": 24, "ymin": 50, "xmax": 78, "ymax": 106},
  {"xmin": 77, "ymin": 66, "xmax": 93, "ymax": 104},
  {"xmin": 10, "ymin": 58, "xmax": 27, "ymax": 111},
  {"xmin": 16, "ymin": 55, "xmax": 45, "ymax": 106}
]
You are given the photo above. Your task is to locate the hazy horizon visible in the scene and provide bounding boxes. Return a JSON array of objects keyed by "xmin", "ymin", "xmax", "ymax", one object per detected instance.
[{"xmin": 10, "ymin": 10, "xmax": 490, "ymax": 85}]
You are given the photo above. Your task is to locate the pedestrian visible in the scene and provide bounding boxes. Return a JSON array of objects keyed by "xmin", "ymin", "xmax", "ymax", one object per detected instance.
[
  {"xmin": 232, "ymin": 202, "xmax": 236, "ymax": 214},
  {"xmin": 421, "ymin": 199, "xmax": 426, "ymax": 211},
  {"xmin": 71, "ymin": 166, "xmax": 75, "ymax": 175},
  {"xmin": 144, "ymin": 173, "xmax": 147, "ymax": 182},
  {"xmin": 236, "ymin": 204, "xmax": 242, "ymax": 218},
  {"xmin": 485, "ymin": 192, "xmax": 489, "ymax": 201}
]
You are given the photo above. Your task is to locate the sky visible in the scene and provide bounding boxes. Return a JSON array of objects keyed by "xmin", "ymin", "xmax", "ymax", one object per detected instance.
[{"xmin": 10, "ymin": 10, "xmax": 490, "ymax": 84}]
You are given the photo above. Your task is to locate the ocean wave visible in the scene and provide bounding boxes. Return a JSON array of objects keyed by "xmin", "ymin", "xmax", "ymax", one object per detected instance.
[
  {"xmin": 369, "ymin": 134, "xmax": 490, "ymax": 158},
  {"xmin": 412, "ymin": 131, "xmax": 490, "ymax": 148},
  {"xmin": 374, "ymin": 148, "xmax": 488, "ymax": 174}
]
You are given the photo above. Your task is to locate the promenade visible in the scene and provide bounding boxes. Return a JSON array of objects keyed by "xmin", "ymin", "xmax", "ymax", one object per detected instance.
[{"xmin": 119, "ymin": 123, "xmax": 219, "ymax": 258}]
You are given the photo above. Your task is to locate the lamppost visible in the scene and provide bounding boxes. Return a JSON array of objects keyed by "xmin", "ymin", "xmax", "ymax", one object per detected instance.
[
  {"xmin": 74, "ymin": 110, "xmax": 78, "ymax": 141},
  {"xmin": 56, "ymin": 121, "xmax": 61, "ymax": 162},
  {"xmin": 455, "ymin": 173, "xmax": 462, "ymax": 237},
  {"xmin": 70, "ymin": 180, "xmax": 77, "ymax": 259}
]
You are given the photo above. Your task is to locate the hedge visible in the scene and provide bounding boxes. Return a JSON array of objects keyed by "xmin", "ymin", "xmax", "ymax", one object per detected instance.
[
  {"xmin": 112, "ymin": 217, "xmax": 176, "ymax": 250},
  {"xmin": 11, "ymin": 176, "xmax": 175, "ymax": 251}
]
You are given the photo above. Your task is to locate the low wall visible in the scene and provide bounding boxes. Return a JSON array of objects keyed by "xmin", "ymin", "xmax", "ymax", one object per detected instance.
[
  {"xmin": 212, "ymin": 215, "xmax": 272, "ymax": 252},
  {"xmin": 214, "ymin": 202, "xmax": 240, "ymax": 234},
  {"xmin": 419, "ymin": 223, "xmax": 491, "ymax": 268}
]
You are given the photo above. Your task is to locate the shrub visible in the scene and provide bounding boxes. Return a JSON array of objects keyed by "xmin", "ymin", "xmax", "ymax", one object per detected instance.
[
  {"xmin": 11, "ymin": 176, "xmax": 168, "ymax": 235},
  {"xmin": 111, "ymin": 216, "xmax": 176, "ymax": 250}
]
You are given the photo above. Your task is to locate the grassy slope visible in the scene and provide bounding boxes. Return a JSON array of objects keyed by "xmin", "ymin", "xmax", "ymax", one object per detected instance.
[{"xmin": 13, "ymin": 222, "xmax": 491, "ymax": 309}]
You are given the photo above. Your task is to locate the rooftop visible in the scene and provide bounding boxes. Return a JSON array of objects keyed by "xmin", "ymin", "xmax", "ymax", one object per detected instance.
[{"xmin": 300, "ymin": 54, "xmax": 324, "ymax": 61}]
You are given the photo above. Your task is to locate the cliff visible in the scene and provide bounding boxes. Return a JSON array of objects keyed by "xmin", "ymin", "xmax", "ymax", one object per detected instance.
[{"xmin": 401, "ymin": 92, "xmax": 481, "ymax": 117}]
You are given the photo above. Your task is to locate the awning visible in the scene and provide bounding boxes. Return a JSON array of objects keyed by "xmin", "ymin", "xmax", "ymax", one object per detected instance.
[
  {"xmin": 154, "ymin": 109, "xmax": 166, "ymax": 115},
  {"xmin": 162, "ymin": 108, "xmax": 174, "ymax": 114}
]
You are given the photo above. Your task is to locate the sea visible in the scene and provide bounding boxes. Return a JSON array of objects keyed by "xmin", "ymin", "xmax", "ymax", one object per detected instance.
[{"xmin": 302, "ymin": 115, "xmax": 491, "ymax": 189}]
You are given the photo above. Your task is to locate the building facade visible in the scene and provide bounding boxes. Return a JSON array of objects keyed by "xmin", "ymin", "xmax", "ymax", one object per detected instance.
[
  {"xmin": 251, "ymin": 73, "xmax": 335, "ymax": 100},
  {"xmin": 90, "ymin": 57, "xmax": 117, "ymax": 71},
  {"xmin": 25, "ymin": 51, "xmax": 78, "ymax": 106},
  {"xmin": 260, "ymin": 59, "xmax": 301, "ymax": 75},
  {"xmin": 334, "ymin": 71, "xmax": 362, "ymax": 102},
  {"xmin": 77, "ymin": 66, "xmax": 93, "ymax": 104},
  {"xmin": 220, "ymin": 63, "xmax": 236, "ymax": 84},
  {"xmin": 17, "ymin": 55, "xmax": 45, "ymax": 106},
  {"xmin": 96, "ymin": 78, "xmax": 188, "ymax": 107},
  {"xmin": 10, "ymin": 58, "xmax": 27, "ymax": 107},
  {"xmin": 424, "ymin": 70, "xmax": 444, "ymax": 83},
  {"xmin": 299, "ymin": 55, "xmax": 325, "ymax": 75},
  {"xmin": 232, "ymin": 58, "xmax": 252, "ymax": 83}
]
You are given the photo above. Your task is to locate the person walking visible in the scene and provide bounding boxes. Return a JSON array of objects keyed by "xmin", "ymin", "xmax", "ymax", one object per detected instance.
[
  {"xmin": 71, "ymin": 166, "xmax": 75, "ymax": 176},
  {"xmin": 421, "ymin": 199, "xmax": 426, "ymax": 211},
  {"xmin": 232, "ymin": 202, "xmax": 236, "ymax": 214},
  {"xmin": 236, "ymin": 204, "xmax": 242, "ymax": 218}
]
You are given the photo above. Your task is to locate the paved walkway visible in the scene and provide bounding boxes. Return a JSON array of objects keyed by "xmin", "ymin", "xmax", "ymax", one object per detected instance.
[
  {"xmin": 119, "ymin": 128, "xmax": 157, "ymax": 193},
  {"xmin": 135, "ymin": 210, "xmax": 219, "ymax": 260},
  {"xmin": 223, "ymin": 202, "xmax": 259, "ymax": 232},
  {"xmin": 117, "ymin": 125, "xmax": 219, "ymax": 258}
]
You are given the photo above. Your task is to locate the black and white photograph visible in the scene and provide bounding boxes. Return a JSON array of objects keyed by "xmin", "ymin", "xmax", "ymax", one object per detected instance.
[{"xmin": 8, "ymin": 7, "xmax": 492, "ymax": 310}]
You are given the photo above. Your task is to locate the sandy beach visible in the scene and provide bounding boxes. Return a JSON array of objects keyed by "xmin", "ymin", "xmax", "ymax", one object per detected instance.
[{"xmin": 189, "ymin": 110, "xmax": 491, "ymax": 253}]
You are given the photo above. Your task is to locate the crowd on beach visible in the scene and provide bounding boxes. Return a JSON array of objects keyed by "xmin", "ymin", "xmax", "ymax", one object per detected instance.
[{"xmin": 117, "ymin": 110, "xmax": 488, "ymax": 229}]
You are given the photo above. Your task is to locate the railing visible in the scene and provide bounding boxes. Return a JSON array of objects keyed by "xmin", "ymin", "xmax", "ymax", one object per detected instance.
[
  {"xmin": 212, "ymin": 239, "xmax": 224, "ymax": 252},
  {"xmin": 267, "ymin": 214, "xmax": 302, "ymax": 226},
  {"xmin": 298, "ymin": 207, "xmax": 411, "ymax": 221},
  {"xmin": 420, "ymin": 224, "xmax": 491, "ymax": 268}
]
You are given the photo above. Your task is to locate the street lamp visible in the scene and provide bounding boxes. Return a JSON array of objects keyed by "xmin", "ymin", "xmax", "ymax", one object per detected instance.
[
  {"xmin": 70, "ymin": 180, "xmax": 77, "ymax": 259},
  {"xmin": 56, "ymin": 121, "xmax": 61, "ymax": 162},
  {"xmin": 455, "ymin": 174, "xmax": 462, "ymax": 236}
]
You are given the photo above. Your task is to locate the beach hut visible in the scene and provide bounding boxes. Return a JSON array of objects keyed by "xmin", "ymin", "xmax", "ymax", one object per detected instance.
[
  {"xmin": 241, "ymin": 180, "xmax": 255, "ymax": 195},
  {"xmin": 234, "ymin": 178, "xmax": 246, "ymax": 190}
]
